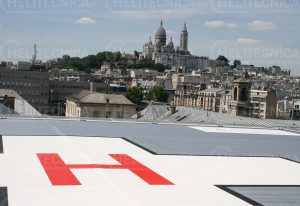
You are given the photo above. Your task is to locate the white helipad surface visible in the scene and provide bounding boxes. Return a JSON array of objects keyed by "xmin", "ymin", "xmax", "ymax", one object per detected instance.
[
  {"xmin": 1, "ymin": 135, "xmax": 300, "ymax": 206},
  {"xmin": 189, "ymin": 126, "xmax": 300, "ymax": 136}
]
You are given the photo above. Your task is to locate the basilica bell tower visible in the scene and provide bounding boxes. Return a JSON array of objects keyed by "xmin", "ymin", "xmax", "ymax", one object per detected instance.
[{"xmin": 180, "ymin": 23, "xmax": 188, "ymax": 52}]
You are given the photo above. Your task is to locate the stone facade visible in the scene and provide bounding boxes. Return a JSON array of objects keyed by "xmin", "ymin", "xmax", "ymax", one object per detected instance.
[
  {"xmin": 66, "ymin": 90, "xmax": 136, "ymax": 119},
  {"xmin": 174, "ymin": 85, "xmax": 225, "ymax": 112},
  {"xmin": 228, "ymin": 78, "xmax": 252, "ymax": 117}
]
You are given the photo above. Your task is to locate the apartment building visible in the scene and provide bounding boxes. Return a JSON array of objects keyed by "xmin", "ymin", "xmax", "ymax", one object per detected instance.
[
  {"xmin": 0, "ymin": 67, "xmax": 49, "ymax": 113},
  {"xmin": 250, "ymin": 90, "xmax": 277, "ymax": 119}
]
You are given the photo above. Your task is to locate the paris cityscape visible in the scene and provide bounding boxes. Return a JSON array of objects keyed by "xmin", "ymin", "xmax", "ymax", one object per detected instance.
[
  {"xmin": 1, "ymin": 1, "xmax": 300, "ymax": 206},
  {"xmin": 0, "ymin": 15, "xmax": 299, "ymax": 122}
]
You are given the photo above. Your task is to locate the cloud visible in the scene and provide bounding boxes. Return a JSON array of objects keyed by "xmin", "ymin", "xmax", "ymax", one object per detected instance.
[
  {"xmin": 166, "ymin": 30, "xmax": 175, "ymax": 36},
  {"xmin": 204, "ymin": 21, "xmax": 238, "ymax": 29},
  {"xmin": 247, "ymin": 20, "xmax": 277, "ymax": 30},
  {"xmin": 163, "ymin": 9, "xmax": 173, "ymax": 15},
  {"xmin": 75, "ymin": 17, "xmax": 97, "ymax": 25},
  {"xmin": 236, "ymin": 38, "xmax": 262, "ymax": 45},
  {"xmin": 204, "ymin": 21, "xmax": 225, "ymax": 28},
  {"xmin": 228, "ymin": 23, "xmax": 237, "ymax": 29}
]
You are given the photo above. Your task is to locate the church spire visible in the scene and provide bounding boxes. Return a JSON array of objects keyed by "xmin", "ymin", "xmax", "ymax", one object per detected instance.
[
  {"xmin": 182, "ymin": 22, "xmax": 187, "ymax": 32},
  {"xmin": 160, "ymin": 19, "xmax": 163, "ymax": 26}
]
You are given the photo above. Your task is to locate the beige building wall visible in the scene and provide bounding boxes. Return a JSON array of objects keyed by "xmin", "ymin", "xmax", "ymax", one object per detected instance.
[
  {"xmin": 250, "ymin": 90, "xmax": 276, "ymax": 119},
  {"xmin": 66, "ymin": 100, "xmax": 136, "ymax": 119},
  {"xmin": 65, "ymin": 100, "xmax": 80, "ymax": 117},
  {"xmin": 174, "ymin": 89, "xmax": 224, "ymax": 112}
]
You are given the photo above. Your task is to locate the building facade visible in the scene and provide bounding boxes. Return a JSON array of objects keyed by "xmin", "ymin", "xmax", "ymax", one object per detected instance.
[
  {"xmin": 66, "ymin": 90, "xmax": 136, "ymax": 119},
  {"xmin": 250, "ymin": 90, "xmax": 277, "ymax": 119},
  {"xmin": 0, "ymin": 67, "xmax": 49, "ymax": 113},
  {"xmin": 227, "ymin": 78, "xmax": 253, "ymax": 117},
  {"xmin": 196, "ymin": 88, "xmax": 225, "ymax": 112},
  {"xmin": 173, "ymin": 84, "xmax": 225, "ymax": 112}
]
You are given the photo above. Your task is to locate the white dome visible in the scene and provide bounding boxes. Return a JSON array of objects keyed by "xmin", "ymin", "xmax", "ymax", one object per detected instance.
[{"xmin": 155, "ymin": 20, "xmax": 166, "ymax": 38}]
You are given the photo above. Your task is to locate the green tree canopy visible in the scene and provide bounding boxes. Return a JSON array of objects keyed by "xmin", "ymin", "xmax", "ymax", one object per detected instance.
[
  {"xmin": 126, "ymin": 86, "xmax": 144, "ymax": 105},
  {"xmin": 216, "ymin": 55, "xmax": 230, "ymax": 66},
  {"xmin": 154, "ymin": 63, "xmax": 169, "ymax": 73},
  {"xmin": 232, "ymin": 59, "xmax": 241, "ymax": 68},
  {"xmin": 145, "ymin": 86, "xmax": 169, "ymax": 103},
  {"xmin": 49, "ymin": 51, "xmax": 170, "ymax": 73}
]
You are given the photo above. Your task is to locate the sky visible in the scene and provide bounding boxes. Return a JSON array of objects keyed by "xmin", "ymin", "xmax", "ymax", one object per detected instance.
[{"xmin": 0, "ymin": 0, "xmax": 300, "ymax": 74}]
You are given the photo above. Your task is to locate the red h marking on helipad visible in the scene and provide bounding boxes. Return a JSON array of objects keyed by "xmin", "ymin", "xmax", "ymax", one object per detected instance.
[{"xmin": 37, "ymin": 154, "xmax": 174, "ymax": 185}]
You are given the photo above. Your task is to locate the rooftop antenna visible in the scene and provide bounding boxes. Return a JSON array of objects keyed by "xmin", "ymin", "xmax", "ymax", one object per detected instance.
[{"xmin": 32, "ymin": 44, "xmax": 37, "ymax": 64}]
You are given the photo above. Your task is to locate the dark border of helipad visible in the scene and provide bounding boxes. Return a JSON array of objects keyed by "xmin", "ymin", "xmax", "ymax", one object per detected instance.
[
  {"xmin": 216, "ymin": 185, "xmax": 300, "ymax": 206},
  {"xmin": 0, "ymin": 136, "xmax": 8, "ymax": 206},
  {"xmin": 0, "ymin": 187, "xmax": 8, "ymax": 206},
  {"xmin": 1, "ymin": 134, "xmax": 300, "ymax": 164},
  {"xmin": 216, "ymin": 185, "xmax": 263, "ymax": 206},
  {"xmin": 1, "ymin": 119, "xmax": 300, "ymax": 164},
  {"xmin": 0, "ymin": 136, "xmax": 3, "ymax": 154},
  {"xmin": 122, "ymin": 137, "xmax": 300, "ymax": 164}
]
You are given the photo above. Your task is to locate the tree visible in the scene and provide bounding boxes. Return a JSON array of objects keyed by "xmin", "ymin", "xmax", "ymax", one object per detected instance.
[
  {"xmin": 118, "ymin": 60, "xmax": 129, "ymax": 70},
  {"xmin": 145, "ymin": 86, "xmax": 169, "ymax": 103},
  {"xmin": 232, "ymin": 59, "xmax": 241, "ymax": 68},
  {"xmin": 82, "ymin": 55, "xmax": 98, "ymax": 68},
  {"xmin": 126, "ymin": 87, "xmax": 144, "ymax": 105},
  {"xmin": 216, "ymin": 55, "xmax": 229, "ymax": 66},
  {"xmin": 69, "ymin": 57, "xmax": 86, "ymax": 71},
  {"xmin": 104, "ymin": 51, "xmax": 114, "ymax": 62},
  {"xmin": 154, "ymin": 63, "xmax": 169, "ymax": 73},
  {"xmin": 96, "ymin": 52, "xmax": 106, "ymax": 64},
  {"xmin": 134, "ymin": 50, "xmax": 139, "ymax": 59},
  {"xmin": 114, "ymin": 51, "xmax": 122, "ymax": 61},
  {"xmin": 49, "ymin": 50, "xmax": 172, "ymax": 74}
]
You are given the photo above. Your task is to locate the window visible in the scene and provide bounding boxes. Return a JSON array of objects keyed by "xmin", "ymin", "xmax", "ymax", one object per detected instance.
[
  {"xmin": 117, "ymin": 111, "xmax": 123, "ymax": 118},
  {"xmin": 94, "ymin": 111, "xmax": 99, "ymax": 117},
  {"xmin": 234, "ymin": 87, "xmax": 238, "ymax": 101},
  {"xmin": 240, "ymin": 87, "xmax": 248, "ymax": 102}
]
